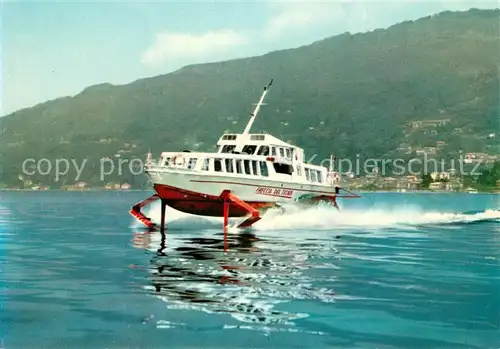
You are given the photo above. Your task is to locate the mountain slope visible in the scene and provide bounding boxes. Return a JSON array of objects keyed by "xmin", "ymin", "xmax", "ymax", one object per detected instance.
[{"xmin": 0, "ymin": 9, "xmax": 499, "ymax": 188}]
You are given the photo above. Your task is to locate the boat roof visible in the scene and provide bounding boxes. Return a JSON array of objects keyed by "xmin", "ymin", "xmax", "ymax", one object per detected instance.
[{"xmin": 217, "ymin": 133, "xmax": 296, "ymax": 149}]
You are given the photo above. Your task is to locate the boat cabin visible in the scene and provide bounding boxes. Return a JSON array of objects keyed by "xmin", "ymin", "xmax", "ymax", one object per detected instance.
[
  {"xmin": 156, "ymin": 150, "xmax": 333, "ymax": 186},
  {"xmin": 216, "ymin": 133, "xmax": 305, "ymax": 163},
  {"xmin": 154, "ymin": 131, "xmax": 337, "ymax": 187}
]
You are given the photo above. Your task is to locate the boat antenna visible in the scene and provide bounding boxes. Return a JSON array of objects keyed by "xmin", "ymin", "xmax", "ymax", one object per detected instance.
[{"xmin": 242, "ymin": 79, "xmax": 273, "ymax": 134}]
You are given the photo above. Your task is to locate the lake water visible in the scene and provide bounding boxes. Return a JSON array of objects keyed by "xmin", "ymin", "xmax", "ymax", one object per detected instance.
[{"xmin": 0, "ymin": 191, "xmax": 499, "ymax": 349}]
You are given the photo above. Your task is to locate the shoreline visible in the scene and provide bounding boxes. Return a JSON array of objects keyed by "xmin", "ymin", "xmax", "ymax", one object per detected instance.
[{"xmin": 0, "ymin": 188, "xmax": 498, "ymax": 194}]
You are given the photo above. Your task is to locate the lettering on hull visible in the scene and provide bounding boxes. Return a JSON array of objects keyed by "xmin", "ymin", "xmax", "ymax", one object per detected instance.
[{"xmin": 255, "ymin": 187, "xmax": 293, "ymax": 198}]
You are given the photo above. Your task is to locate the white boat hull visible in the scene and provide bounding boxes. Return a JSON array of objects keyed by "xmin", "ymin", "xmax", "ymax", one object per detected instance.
[{"xmin": 147, "ymin": 167, "xmax": 339, "ymax": 204}]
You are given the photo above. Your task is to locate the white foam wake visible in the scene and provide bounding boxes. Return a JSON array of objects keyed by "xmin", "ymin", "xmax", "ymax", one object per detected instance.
[
  {"xmin": 131, "ymin": 201, "xmax": 500, "ymax": 231},
  {"xmin": 255, "ymin": 205, "xmax": 500, "ymax": 230}
]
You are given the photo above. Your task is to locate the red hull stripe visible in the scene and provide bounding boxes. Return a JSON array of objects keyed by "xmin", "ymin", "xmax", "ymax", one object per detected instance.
[
  {"xmin": 190, "ymin": 179, "xmax": 336, "ymax": 195},
  {"xmin": 258, "ymin": 193, "xmax": 294, "ymax": 199},
  {"xmin": 153, "ymin": 183, "xmax": 276, "ymax": 217}
]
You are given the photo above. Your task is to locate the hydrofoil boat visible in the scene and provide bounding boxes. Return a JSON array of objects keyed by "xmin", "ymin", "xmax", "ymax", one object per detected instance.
[{"xmin": 130, "ymin": 80, "xmax": 360, "ymax": 231}]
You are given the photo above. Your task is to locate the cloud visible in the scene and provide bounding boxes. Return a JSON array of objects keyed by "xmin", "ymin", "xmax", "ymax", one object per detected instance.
[
  {"xmin": 141, "ymin": 29, "xmax": 248, "ymax": 66},
  {"xmin": 139, "ymin": 1, "xmax": 498, "ymax": 68},
  {"xmin": 263, "ymin": 2, "xmax": 349, "ymax": 39},
  {"xmin": 262, "ymin": 0, "xmax": 498, "ymax": 40}
]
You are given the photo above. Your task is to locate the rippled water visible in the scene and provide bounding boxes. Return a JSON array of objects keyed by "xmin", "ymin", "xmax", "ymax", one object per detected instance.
[{"xmin": 0, "ymin": 191, "xmax": 499, "ymax": 348}]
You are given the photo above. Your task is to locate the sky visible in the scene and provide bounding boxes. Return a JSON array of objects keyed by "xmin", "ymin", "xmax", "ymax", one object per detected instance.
[{"xmin": 1, "ymin": 0, "xmax": 499, "ymax": 116}]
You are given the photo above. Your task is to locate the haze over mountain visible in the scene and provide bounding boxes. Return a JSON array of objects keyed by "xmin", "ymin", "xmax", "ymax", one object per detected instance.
[{"xmin": 0, "ymin": 8, "xmax": 498, "ymax": 188}]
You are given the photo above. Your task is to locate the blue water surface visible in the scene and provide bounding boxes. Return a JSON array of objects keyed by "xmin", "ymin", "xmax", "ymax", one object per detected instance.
[{"xmin": 0, "ymin": 191, "xmax": 498, "ymax": 349}]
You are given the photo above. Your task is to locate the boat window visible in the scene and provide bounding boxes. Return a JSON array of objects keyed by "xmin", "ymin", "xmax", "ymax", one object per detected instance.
[
  {"xmin": 221, "ymin": 145, "xmax": 236, "ymax": 153},
  {"xmin": 257, "ymin": 146, "xmax": 269, "ymax": 156},
  {"xmin": 222, "ymin": 134, "xmax": 237, "ymax": 140},
  {"xmin": 259, "ymin": 161, "xmax": 269, "ymax": 177},
  {"xmin": 317, "ymin": 171, "xmax": 323, "ymax": 183},
  {"xmin": 251, "ymin": 161, "xmax": 259, "ymax": 176},
  {"xmin": 236, "ymin": 160, "xmax": 243, "ymax": 174},
  {"xmin": 242, "ymin": 145, "xmax": 257, "ymax": 155},
  {"xmin": 202, "ymin": 158, "xmax": 210, "ymax": 171},
  {"xmin": 214, "ymin": 158, "xmax": 222, "ymax": 172},
  {"xmin": 311, "ymin": 170, "xmax": 318, "ymax": 183},
  {"xmin": 279, "ymin": 148, "xmax": 285, "ymax": 157},
  {"xmin": 163, "ymin": 157, "xmax": 172, "ymax": 166},
  {"xmin": 225, "ymin": 158, "xmax": 234, "ymax": 173},
  {"xmin": 296, "ymin": 165, "xmax": 301, "ymax": 176},
  {"xmin": 271, "ymin": 147, "xmax": 277, "ymax": 156},
  {"xmin": 305, "ymin": 168, "xmax": 310, "ymax": 181},
  {"xmin": 273, "ymin": 163, "xmax": 293, "ymax": 175},
  {"xmin": 285, "ymin": 148, "xmax": 291, "ymax": 159},
  {"xmin": 250, "ymin": 135, "xmax": 265, "ymax": 141},
  {"xmin": 187, "ymin": 158, "xmax": 197, "ymax": 170},
  {"xmin": 243, "ymin": 160, "xmax": 251, "ymax": 174}
]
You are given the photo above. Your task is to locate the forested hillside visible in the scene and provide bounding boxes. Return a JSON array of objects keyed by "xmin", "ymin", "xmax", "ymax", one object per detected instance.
[{"xmin": 0, "ymin": 9, "xmax": 498, "ymax": 188}]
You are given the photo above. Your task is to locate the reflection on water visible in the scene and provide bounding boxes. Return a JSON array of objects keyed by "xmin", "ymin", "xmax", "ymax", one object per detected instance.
[
  {"xmin": 2, "ymin": 192, "xmax": 498, "ymax": 349},
  {"xmin": 132, "ymin": 229, "xmax": 337, "ymax": 327}
]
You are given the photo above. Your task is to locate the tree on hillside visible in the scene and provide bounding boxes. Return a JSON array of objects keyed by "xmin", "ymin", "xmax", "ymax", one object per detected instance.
[
  {"xmin": 421, "ymin": 173, "xmax": 433, "ymax": 188},
  {"xmin": 477, "ymin": 161, "xmax": 500, "ymax": 187}
]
